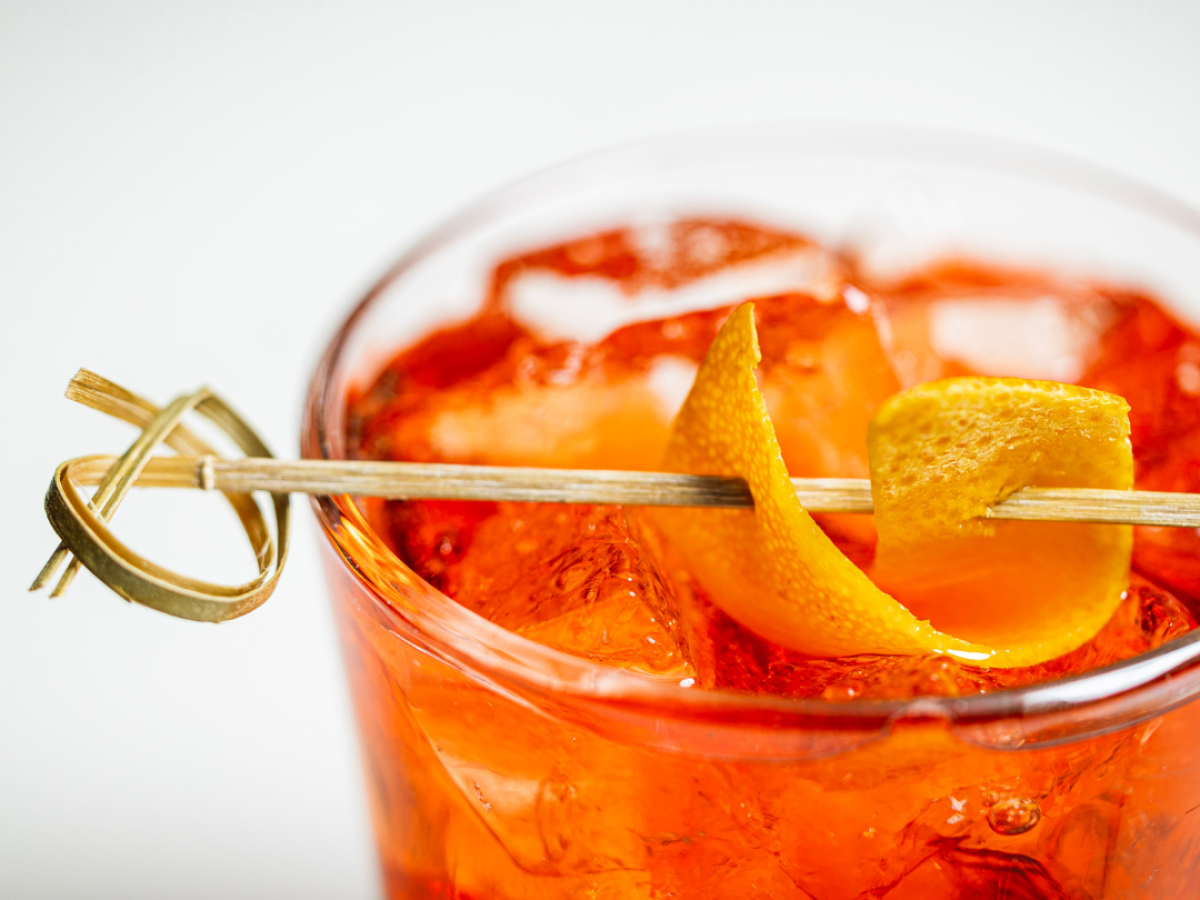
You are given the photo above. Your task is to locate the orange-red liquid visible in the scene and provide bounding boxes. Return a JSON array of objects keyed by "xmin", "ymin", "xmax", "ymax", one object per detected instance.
[{"xmin": 327, "ymin": 218, "xmax": 1200, "ymax": 898}]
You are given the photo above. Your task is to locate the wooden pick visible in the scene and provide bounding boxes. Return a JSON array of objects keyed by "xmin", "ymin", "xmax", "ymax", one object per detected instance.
[
  {"xmin": 31, "ymin": 368, "xmax": 1200, "ymax": 623},
  {"xmin": 58, "ymin": 453, "xmax": 1200, "ymax": 528}
]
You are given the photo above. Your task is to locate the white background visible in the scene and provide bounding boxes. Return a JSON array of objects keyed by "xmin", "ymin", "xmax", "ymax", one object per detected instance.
[{"xmin": 4, "ymin": 2, "xmax": 1200, "ymax": 897}]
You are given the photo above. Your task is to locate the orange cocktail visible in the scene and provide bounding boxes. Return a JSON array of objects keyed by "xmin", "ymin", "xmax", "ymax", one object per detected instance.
[{"xmin": 304, "ymin": 127, "xmax": 1200, "ymax": 899}]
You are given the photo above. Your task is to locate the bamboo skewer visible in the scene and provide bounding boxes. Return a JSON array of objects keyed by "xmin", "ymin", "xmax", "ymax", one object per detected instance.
[
  {"xmin": 34, "ymin": 368, "xmax": 1200, "ymax": 623},
  {"xmin": 63, "ymin": 454, "xmax": 1200, "ymax": 529}
]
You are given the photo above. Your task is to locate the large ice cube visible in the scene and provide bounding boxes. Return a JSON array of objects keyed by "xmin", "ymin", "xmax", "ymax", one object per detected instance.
[
  {"xmin": 496, "ymin": 218, "xmax": 848, "ymax": 343},
  {"xmin": 870, "ymin": 263, "xmax": 1117, "ymax": 387},
  {"xmin": 434, "ymin": 502, "xmax": 693, "ymax": 678}
]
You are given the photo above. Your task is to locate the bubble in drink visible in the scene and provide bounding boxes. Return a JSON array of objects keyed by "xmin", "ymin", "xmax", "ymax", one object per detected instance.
[{"xmin": 988, "ymin": 797, "xmax": 1042, "ymax": 835}]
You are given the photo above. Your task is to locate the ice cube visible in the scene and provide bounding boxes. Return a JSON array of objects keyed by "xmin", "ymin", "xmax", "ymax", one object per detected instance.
[
  {"xmin": 870, "ymin": 262, "xmax": 1117, "ymax": 387},
  {"xmin": 1082, "ymin": 294, "xmax": 1200, "ymax": 604},
  {"xmin": 496, "ymin": 218, "xmax": 847, "ymax": 343},
  {"xmin": 440, "ymin": 503, "xmax": 693, "ymax": 678},
  {"xmin": 425, "ymin": 376, "xmax": 671, "ymax": 470},
  {"xmin": 756, "ymin": 290, "xmax": 901, "ymax": 547},
  {"xmin": 926, "ymin": 295, "xmax": 1111, "ymax": 382},
  {"xmin": 673, "ymin": 570, "xmax": 1192, "ymax": 700}
]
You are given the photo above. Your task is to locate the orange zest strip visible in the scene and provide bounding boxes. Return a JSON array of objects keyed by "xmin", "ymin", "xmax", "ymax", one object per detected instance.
[
  {"xmin": 653, "ymin": 303, "xmax": 995, "ymax": 664},
  {"xmin": 655, "ymin": 304, "xmax": 1134, "ymax": 668},
  {"xmin": 869, "ymin": 377, "xmax": 1133, "ymax": 666}
]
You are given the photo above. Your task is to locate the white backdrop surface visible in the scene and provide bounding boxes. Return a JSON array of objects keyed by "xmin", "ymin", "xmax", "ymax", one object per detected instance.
[{"xmin": 4, "ymin": 2, "xmax": 1200, "ymax": 898}]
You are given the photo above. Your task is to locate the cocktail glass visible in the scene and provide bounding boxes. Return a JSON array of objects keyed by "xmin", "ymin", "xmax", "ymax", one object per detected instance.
[{"xmin": 302, "ymin": 124, "xmax": 1200, "ymax": 899}]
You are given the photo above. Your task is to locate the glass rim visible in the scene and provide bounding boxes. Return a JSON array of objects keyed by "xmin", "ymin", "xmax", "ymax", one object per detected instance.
[{"xmin": 302, "ymin": 120, "xmax": 1200, "ymax": 741}]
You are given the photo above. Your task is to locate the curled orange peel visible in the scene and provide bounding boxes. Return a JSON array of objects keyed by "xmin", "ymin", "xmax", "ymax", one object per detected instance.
[
  {"xmin": 869, "ymin": 377, "xmax": 1132, "ymax": 666},
  {"xmin": 655, "ymin": 303, "xmax": 994, "ymax": 664},
  {"xmin": 655, "ymin": 304, "xmax": 1133, "ymax": 668}
]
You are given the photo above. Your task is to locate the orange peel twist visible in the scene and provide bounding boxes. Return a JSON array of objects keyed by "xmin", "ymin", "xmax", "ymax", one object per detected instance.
[{"xmin": 654, "ymin": 303, "xmax": 1133, "ymax": 668}]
